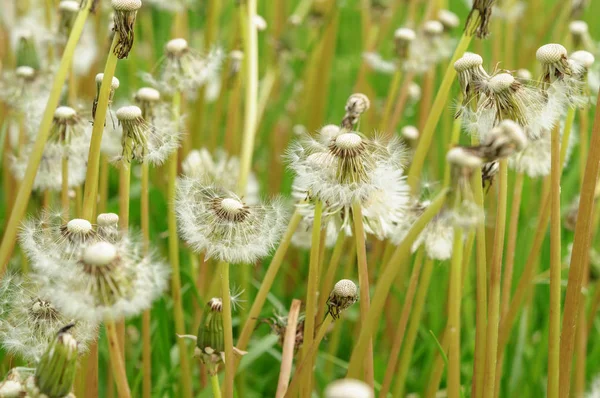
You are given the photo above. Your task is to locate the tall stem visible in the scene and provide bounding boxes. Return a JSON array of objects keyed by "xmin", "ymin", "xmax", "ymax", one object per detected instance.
[
  {"xmin": 0, "ymin": 1, "xmax": 92, "ymax": 272},
  {"xmin": 140, "ymin": 161, "xmax": 151, "ymax": 398},
  {"xmin": 61, "ymin": 156, "xmax": 69, "ymax": 218},
  {"xmin": 351, "ymin": 201, "xmax": 374, "ymax": 387},
  {"xmin": 300, "ymin": 200, "xmax": 323, "ymax": 394},
  {"xmin": 483, "ymin": 160, "xmax": 508, "ymax": 398},
  {"xmin": 211, "ymin": 374, "xmax": 222, "ymax": 398},
  {"xmin": 220, "ymin": 261, "xmax": 235, "ymax": 398},
  {"xmin": 346, "ymin": 189, "xmax": 447, "ymax": 378},
  {"xmin": 559, "ymin": 92, "xmax": 600, "ymax": 398},
  {"xmin": 237, "ymin": 0, "xmax": 259, "ymax": 194},
  {"xmin": 105, "ymin": 319, "xmax": 131, "ymax": 398},
  {"xmin": 380, "ymin": 70, "xmax": 403, "ymax": 131},
  {"xmin": 117, "ymin": 163, "xmax": 131, "ymax": 361},
  {"xmin": 168, "ymin": 92, "xmax": 193, "ymax": 398},
  {"xmin": 275, "ymin": 299, "xmax": 302, "ymax": 398},
  {"xmin": 548, "ymin": 124, "xmax": 562, "ymax": 397},
  {"xmin": 448, "ymin": 225, "xmax": 464, "ymax": 398}
]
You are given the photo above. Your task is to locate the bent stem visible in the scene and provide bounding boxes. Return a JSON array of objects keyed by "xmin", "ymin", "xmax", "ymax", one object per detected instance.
[
  {"xmin": 0, "ymin": 1, "xmax": 93, "ymax": 272},
  {"xmin": 351, "ymin": 201, "xmax": 374, "ymax": 387},
  {"xmin": 275, "ymin": 299, "xmax": 302, "ymax": 398},
  {"xmin": 220, "ymin": 261, "xmax": 235, "ymax": 398},
  {"xmin": 346, "ymin": 189, "xmax": 448, "ymax": 378},
  {"xmin": 105, "ymin": 319, "xmax": 131, "ymax": 398},
  {"xmin": 483, "ymin": 160, "xmax": 508, "ymax": 398}
]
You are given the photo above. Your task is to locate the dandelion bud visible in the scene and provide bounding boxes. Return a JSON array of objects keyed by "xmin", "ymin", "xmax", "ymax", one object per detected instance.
[
  {"xmin": 325, "ymin": 378, "xmax": 374, "ymax": 398},
  {"xmin": 116, "ymin": 105, "xmax": 150, "ymax": 163},
  {"xmin": 438, "ymin": 9, "xmax": 460, "ymax": 31},
  {"xmin": 465, "ymin": 0, "xmax": 494, "ymax": 38},
  {"xmin": 401, "ymin": 125, "xmax": 419, "ymax": 142},
  {"xmin": 111, "ymin": 0, "xmax": 142, "ymax": 59},
  {"xmin": 58, "ymin": 0, "xmax": 80, "ymax": 37},
  {"xmin": 16, "ymin": 31, "xmax": 40, "ymax": 70},
  {"xmin": 97, "ymin": 213, "xmax": 120, "ymax": 242},
  {"xmin": 341, "ymin": 93, "xmax": 370, "ymax": 129},
  {"xmin": 93, "ymin": 73, "xmax": 120, "ymax": 120},
  {"xmin": 135, "ymin": 87, "xmax": 161, "ymax": 120},
  {"xmin": 327, "ymin": 279, "xmax": 359, "ymax": 319},
  {"xmin": 29, "ymin": 325, "xmax": 78, "ymax": 398},
  {"xmin": 536, "ymin": 43, "xmax": 571, "ymax": 84},
  {"xmin": 196, "ymin": 297, "xmax": 224, "ymax": 374},
  {"xmin": 447, "ymin": 147, "xmax": 484, "ymax": 169},
  {"xmin": 393, "ymin": 27, "xmax": 416, "ymax": 60}
]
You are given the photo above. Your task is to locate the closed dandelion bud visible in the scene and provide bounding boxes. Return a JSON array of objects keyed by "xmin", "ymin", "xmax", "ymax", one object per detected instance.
[
  {"xmin": 29, "ymin": 325, "xmax": 78, "ymax": 398},
  {"xmin": 111, "ymin": 0, "xmax": 142, "ymax": 59},
  {"xmin": 438, "ymin": 9, "xmax": 460, "ymax": 31},
  {"xmin": 341, "ymin": 93, "xmax": 370, "ymax": 129},
  {"xmin": 327, "ymin": 279, "xmax": 359, "ymax": 319},
  {"xmin": 465, "ymin": 0, "xmax": 495, "ymax": 39},
  {"xmin": 93, "ymin": 73, "xmax": 120, "ymax": 120},
  {"xmin": 96, "ymin": 213, "xmax": 120, "ymax": 242},
  {"xmin": 116, "ymin": 105, "xmax": 149, "ymax": 163},
  {"xmin": 536, "ymin": 43, "xmax": 571, "ymax": 84},
  {"xmin": 134, "ymin": 87, "xmax": 161, "ymax": 120},
  {"xmin": 176, "ymin": 181, "xmax": 288, "ymax": 263},
  {"xmin": 393, "ymin": 27, "xmax": 416, "ymax": 60},
  {"xmin": 15, "ymin": 31, "xmax": 40, "ymax": 70},
  {"xmin": 58, "ymin": 1, "xmax": 80, "ymax": 37},
  {"xmin": 325, "ymin": 378, "xmax": 374, "ymax": 398},
  {"xmin": 196, "ymin": 298, "xmax": 224, "ymax": 375}
]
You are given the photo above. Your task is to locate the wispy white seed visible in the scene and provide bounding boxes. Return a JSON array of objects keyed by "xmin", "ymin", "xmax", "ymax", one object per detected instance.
[{"xmin": 83, "ymin": 241, "xmax": 118, "ymax": 266}]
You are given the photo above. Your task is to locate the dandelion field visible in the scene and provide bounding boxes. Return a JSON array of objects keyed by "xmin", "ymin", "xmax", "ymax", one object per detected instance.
[{"xmin": 1, "ymin": 0, "xmax": 600, "ymax": 397}]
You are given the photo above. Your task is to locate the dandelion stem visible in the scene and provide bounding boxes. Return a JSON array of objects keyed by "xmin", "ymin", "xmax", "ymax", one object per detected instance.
[
  {"xmin": 300, "ymin": 200, "xmax": 323, "ymax": 394},
  {"xmin": 346, "ymin": 189, "xmax": 448, "ymax": 378},
  {"xmin": 316, "ymin": 232, "xmax": 346, "ymax": 322},
  {"xmin": 379, "ymin": 248, "xmax": 425, "ymax": 397},
  {"xmin": 275, "ymin": 299, "xmax": 302, "ymax": 398},
  {"xmin": 351, "ymin": 201, "xmax": 374, "ymax": 387},
  {"xmin": 117, "ymin": 162, "xmax": 131, "ymax": 360},
  {"xmin": 105, "ymin": 319, "xmax": 131, "ymax": 398},
  {"xmin": 386, "ymin": 71, "xmax": 416, "ymax": 134},
  {"xmin": 219, "ymin": 260, "xmax": 235, "ymax": 398},
  {"xmin": 211, "ymin": 374, "xmax": 222, "ymax": 398},
  {"xmin": 81, "ymin": 35, "xmax": 120, "ymax": 221},
  {"xmin": 448, "ymin": 222, "xmax": 464, "ymax": 398},
  {"xmin": 235, "ymin": 209, "xmax": 302, "ymax": 353},
  {"xmin": 0, "ymin": 1, "xmax": 92, "ymax": 273},
  {"xmin": 380, "ymin": 70, "xmax": 403, "ymax": 131},
  {"xmin": 237, "ymin": 0, "xmax": 259, "ymax": 195},
  {"xmin": 61, "ymin": 156, "xmax": 69, "ymax": 218},
  {"xmin": 140, "ymin": 161, "xmax": 151, "ymax": 398},
  {"xmin": 167, "ymin": 91, "xmax": 193, "ymax": 398},
  {"xmin": 559, "ymin": 91, "xmax": 600, "ymax": 398}
]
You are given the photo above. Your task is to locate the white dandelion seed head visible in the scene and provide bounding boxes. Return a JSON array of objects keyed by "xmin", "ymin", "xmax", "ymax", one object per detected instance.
[
  {"xmin": 570, "ymin": 20, "xmax": 588, "ymax": 36},
  {"xmin": 362, "ymin": 52, "xmax": 397, "ymax": 74},
  {"xmin": 82, "ymin": 241, "xmax": 118, "ymax": 265},
  {"xmin": 54, "ymin": 106, "xmax": 77, "ymax": 120},
  {"xmin": 438, "ymin": 9, "xmax": 460, "ymax": 30},
  {"xmin": 0, "ymin": 380, "xmax": 24, "ymax": 397},
  {"xmin": 116, "ymin": 105, "xmax": 143, "ymax": 120},
  {"xmin": 422, "ymin": 20, "xmax": 444, "ymax": 36},
  {"xmin": 181, "ymin": 148, "xmax": 260, "ymax": 204},
  {"xmin": 324, "ymin": 378, "xmax": 374, "ymax": 398},
  {"xmin": 570, "ymin": 50, "xmax": 595, "ymax": 69},
  {"xmin": 59, "ymin": 0, "xmax": 80, "ymax": 12},
  {"xmin": 111, "ymin": 0, "xmax": 142, "ymax": 11},
  {"xmin": 481, "ymin": 119, "xmax": 528, "ymax": 160},
  {"xmin": 537, "ymin": 43, "xmax": 568, "ymax": 65},
  {"xmin": 97, "ymin": 213, "xmax": 120, "ymax": 243},
  {"xmin": 95, "ymin": 73, "xmax": 121, "ymax": 90},
  {"xmin": 166, "ymin": 38, "xmax": 189, "ymax": 56},
  {"xmin": 332, "ymin": 279, "xmax": 358, "ymax": 299},
  {"xmin": 0, "ymin": 273, "xmax": 97, "ymax": 363},
  {"xmin": 319, "ymin": 124, "xmax": 343, "ymax": 143},
  {"xmin": 447, "ymin": 147, "xmax": 484, "ymax": 169},
  {"xmin": 454, "ymin": 52, "xmax": 483, "ymax": 73},
  {"xmin": 175, "ymin": 180, "xmax": 289, "ymax": 264},
  {"xmin": 516, "ymin": 68, "xmax": 533, "ymax": 81},
  {"xmin": 419, "ymin": 213, "xmax": 455, "ymax": 260},
  {"xmin": 394, "ymin": 27, "xmax": 416, "ymax": 41},
  {"xmin": 401, "ymin": 125, "xmax": 419, "ymax": 141},
  {"xmin": 488, "ymin": 72, "xmax": 515, "ymax": 93},
  {"xmin": 15, "ymin": 66, "xmax": 36, "ymax": 79},
  {"xmin": 253, "ymin": 15, "xmax": 268, "ymax": 31},
  {"xmin": 509, "ymin": 131, "xmax": 551, "ymax": 178},
  {"xmin": 135, "ymin": 87, "xmax": 161, "ymax": 102},
  {"xmin": 345, "ymin": 93, "xmax": 370, "ymax": 115}
]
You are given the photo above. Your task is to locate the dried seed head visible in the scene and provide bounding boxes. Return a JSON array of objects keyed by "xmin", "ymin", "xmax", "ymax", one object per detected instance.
[
  {"xmin": 253, "ymin": 15, "xmax": 267, "ymax": 31},
  {"xmin": 465, "ymin": 0, "xmax": 494, "ymax": 38},
  {"xmin": 116, "ymin": 105, "xmax": 142, "ymax": 120},
  {"xmin": 111, "ymin": 0, "xmax": 142, "ymax": 59},
  {"xmin": 166, "ymin": 38, "xmax": 189, "ymax": 57},
  {"xmin": 319, "ymin": 124, "xmax": 342, "ymax": 143},
  {"xmin": 480, "ymin": 119, "xmax": 528, "ymax": 160},
  {"xmin": 325, "ymin": 378, "xmax": 374, "ymax": 398},
  {"xmin": 488, "ymin": 72, "xmax": 516, "ymax": 93},
  {"xmin": 401, "ymin": 125, "xmax": 419, "ymax": 141},
  {"xmin": 65, "ymin": 218, "xmax": 93, "ymax": 237},
  {"xmin": 536, "ymin": 43, "xmax": 571, "ymax": 83},
  {"xmin": 32, "ymin": 326, "xmax": 78, "ymax": 398},
  {"xmin": 49, "ymin": 106, "xmax": 87, "ymax": 146},
  {"xmin": 327, "ymin": 279, "xmax": 359, "ymax": 319},
  {"xmin": 135, "ymin": 87, "xmax": 161, "ymax": 120},
  {"xmin": 59, "ymin": 0, "xmax": 80, "ymax": 12},
  {"xmin": 58, "ymin": 1, "xmax": 80, "ymax": 36},
  {"xmin": 95, "ymin": 73, "xmax": 121, "ymax": 90},
  {"xmin": 438, "ymin": 9, "xmax": 460, "ymax": 30},
  {"xmin": 116, "ymin": 105, "xmax": 150, "ymax": 162},
  {"xmin": 394, "ymin": 27, "xmax": 416, "ymax": 41},
  {"xmin": 394, "ymin": 27, "xmax": 416, "ymax": 59},
  {"xmin": 423, "ymin": 20, "xmax": 444, "ymax": 37},
  {"xmin": 83, "ymin": 241, "xmax": 118, "ymax": 266},
  {"xmin": 454, "ymin": 52, "xmax": 483, "ymax": 73},
  {"xmin": 447, "ymin": 147, "xmax": 484, "ymax": 169},
  {"xmin": 15, "ymin": 65, "xmax": 36, "ymax": 80},
  {"xmin": 570, "ymin": 50, "xmax": 595, "ymax": 69},
  {"xmin": 516, "ymin": 68, "xmax": 532, "ymax": 81},
  {"xmin": 54, "ymin": 106, "xmax": 77, "ymax": 121},
  {"xmin": 93, "ymin": 74, "xmax": 120, "ymax": 119},
  {"xmin": 97, "ymin": 213, "xmax": 120, "ymax": 242},
  {"xmin": 454, "ymin": 53, "xmax": 488, "ymax": 107},
  {"xmin": 569, "ymin": 20, "xmax": 588, "ymax": 36},
  {"xmin": 341, "ymin": 93, "xmax": 370, "ymax": 129}
]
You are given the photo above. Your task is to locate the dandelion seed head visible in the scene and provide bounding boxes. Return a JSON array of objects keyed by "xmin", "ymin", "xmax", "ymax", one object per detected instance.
[
  {"xmin": 454, "ymin": 52, "xmax": 483, "ymax": 72},
  {"xmin": 570, "ymin": 50, "xmax": 595, "ymax": 70},
  {"xmin": 83, "ymin": 241, "xmax": 118, "ymax": 266},
  {"xmin": 328, "ymin": 280, "xmax": 359, "ymax": 319},
  {"xmin": 0, "ymin": 380, "xmax": 23, "ymax": 396},
  {"xmin": 537, "ymin": 43, "xmax": 571, "ymax": 84},
  {"xmin": 419, "ymin": 213, "xmax": 455, "ymax": 260},
  {"xmin": 516, "ymin": 68, "xmax": 533, "ymax": 81},
  {"xmin": 325, "ymin": 379, "xmax": 374, "ymax": 398},
  {"xmin": 95, "ymin": 73, "xmax": 120, "ymax": 90},
  {"xmin": 394, "ymin": 27, "xmax": 416, "ymax": 41},
  {"xmin": 59, "ymin": 0, "xmax": 80, "ymax": 13},
  {"xmin": 291, "ymin": 215, "xmax": 339, "ymax": 249},
  {"xmin": 401, "ymin": 125, "xmax": 419, "ymax": 141},
  {"xmin": 116, "ymin": 105, "xmax": 143, "ymax": 120},
  {"xmin": 447, "ymin": 147, "xmax": 484, "ymax": 169},
  {"xmin": 423, "ymin": 20, "xmax": 444, "ymax": 36},
  {"xmin": 166, "ymin": 38, "xmax": 189, "ymax": 56},
  {"xmin": 111, "ymin": 0, "xmax": 142, "ymax": 11},
  {"xmin": 569, "ymin": 20, "xmax": 588, "ymax": 36},
  {"xmin": 135, "ymin": 87, "xmax": 161, "ymax": 102},
  {"xmin": 253, "ymin": 15, "xmax": 268, "ymax": 31},
  {"xmin": 509, "ymin": 132, "xmax": 551, "ymax": 177},
  {"xmin": 345, "ymin": 93, "xmax": 370, "ymax": 116},
  {"xmin": 438, "ymin": 9, "xmax": 460, "ymax": 30},
  {"xmin": 15, "ymin": 65, "xmax": 36, "ymax": 79}
]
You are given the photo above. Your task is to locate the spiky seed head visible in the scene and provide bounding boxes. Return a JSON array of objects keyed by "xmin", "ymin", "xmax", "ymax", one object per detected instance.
[
  {"xmin": 488, "ymin": 73, "xmax": 515, "ymax": 93},
  {"xmin": 116, "ymin": 105, "xmax": 143, "ymax": 121},
  {"xmin": 438, "ymin": 9, "xmax": 460, "ymax": 29},
  {"xmin": 454, "ymin": 52, "xmax": 483, "ymax": 72},
  {"xmin": 111, "ymin": 0, "xmax": 142, "ymax": 11},
  {"xmin": 570, "ymin": 50, "xmax": 595, "ymax": 69},
  {"xmin": 345, "ymin": 93, "xmax": 370, "ymax": 115},
  {"xmin": 66, "ymin": 219, "xmax": 93, "ymax": 235},
  {"xmin": 97, "ymin": 213, "xmax": 119, "ymax": 226},
  {"xmin": 135, "ymin": 87, "xmax": 160, "ymax": 102},
  {"xmin": 82, "ymin": 241, "xmax": 118, "ymax": 266},
  {"xmin": 324, "ymin": 379, "xmax": 374, "ymax": 398},
  {"xmin": 95, "ymin": 73, "xmax": 121, "ymax": 89},
  {"xmin": 423, "ymin": 20, "xmax": 444, "ymax": 36},
  {"xmin": 536, "ymin": 43, "xmax": 568, "ymax": 65},
  {"xmin": 59, "ymin": 0, "xmax": 80, "ymax": 12},
  {"xmin": 447, "ymin": 147, "xmax": 483, "ymax": 169},
  {"xmin": 54, "ymin": 106, "xmax": 77, "ymax": 121},
  {"xmin": 166, "ymin": 38, "xmax": 189, "ymax": 56},
  {"xmin": 394, "ymin": 27, "xmax": 416, "ymax": 41},
  {"xmin": 569, "ymin": 20, "xmax": 588, "ymax": 36},
  {"xmin": 15, "ymin": 65, "xmax": 36, "ymax": 79},
  {"xmin": 401, "ymin": 125, "xmax": 419, "ymax": 141},
  {"xmin": 516, "ymin": 68, "xmax": 532, "ymax": 81}
]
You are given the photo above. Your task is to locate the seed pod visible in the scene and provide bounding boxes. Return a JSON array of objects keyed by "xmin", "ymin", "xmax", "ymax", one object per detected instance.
[{"xmin": 196, "ymin": 298, "xmax": 225, "ymax": 375}]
